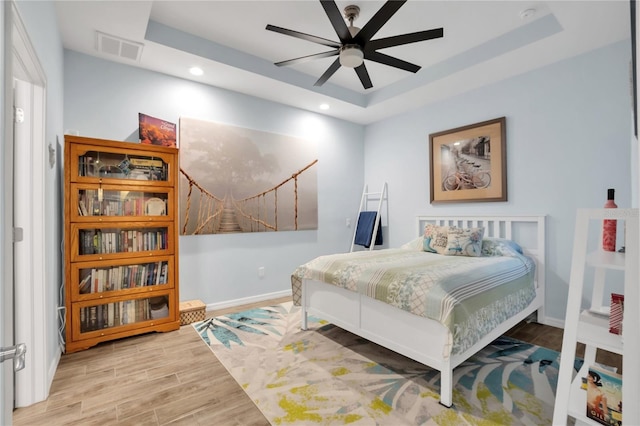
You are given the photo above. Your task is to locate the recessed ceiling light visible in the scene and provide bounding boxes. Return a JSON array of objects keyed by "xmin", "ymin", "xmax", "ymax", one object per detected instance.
[
  {"xmin": 189, "ymin": 67, "xmax": 204, "ymax": 76},
  {"xmin": 319, "ymin": 103, "xmax": 330, "ymax": 110}
]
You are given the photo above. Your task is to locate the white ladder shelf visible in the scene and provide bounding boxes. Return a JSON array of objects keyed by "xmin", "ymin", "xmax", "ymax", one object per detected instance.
[{"xmin": 553, "ymin": 208, "xmax": 639, "ymax": 425}]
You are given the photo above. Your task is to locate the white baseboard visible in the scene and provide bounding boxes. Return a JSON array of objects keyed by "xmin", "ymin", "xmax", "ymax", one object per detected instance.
[
  {"xmin": 203, "ymin": 290, "xmax": 292, "ymax": 312},
  {"xmin": 541, "ymin": 316, "xmax": 564, "ymax": 329},
  {"xmin": 48, "ymin": 348, "xmax": 61, "ymax": 396}
]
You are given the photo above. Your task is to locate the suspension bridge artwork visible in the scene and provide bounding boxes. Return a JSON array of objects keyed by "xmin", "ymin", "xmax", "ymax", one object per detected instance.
[{"xmin": 178, "ymin": 117, "xmax": 318, "ymax": 235}]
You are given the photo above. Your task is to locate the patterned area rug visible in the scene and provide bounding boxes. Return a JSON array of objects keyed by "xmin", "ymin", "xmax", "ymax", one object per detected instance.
[{"xmin": 193, "ymin": 302, "xmax": 567, "ymax": 425}]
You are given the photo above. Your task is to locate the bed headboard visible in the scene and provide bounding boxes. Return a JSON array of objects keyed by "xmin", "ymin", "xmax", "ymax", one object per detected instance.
[{"xmin": 417, "ymin": 215, "xmax": 546, "ymax": 318}]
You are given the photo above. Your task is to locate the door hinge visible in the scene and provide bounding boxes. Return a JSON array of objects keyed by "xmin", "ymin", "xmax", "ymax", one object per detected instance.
[
  {"xmin": 14, "ymin": 107, "xmax": 24, "ymax": 123},
  {"xmin": 13, "ymin": 227, "xmax": 23, "ymax": 242}
]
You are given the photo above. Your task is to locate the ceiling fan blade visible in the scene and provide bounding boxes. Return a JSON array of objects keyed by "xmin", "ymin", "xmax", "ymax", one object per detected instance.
[
  {"xmin": 314, "ymin": 58, "xmax": 341, "ymax": 87},
  {"xmin": 365, "ymin": 50, "xmax": 421, "ymax": 73},
  {"xmin": 266, "ymin": 24, "xmax": 341, "ymax": 48},
  {"xmin": 275, "ymin": 50, "xmax": 339, "ymax": 67},
  {"xmin": 355, "ymin": 0, "xmax": 407, "ymax": 44},
  {"xmin": 355, "ymin": 64, "xmax": 373, "ymax": 89},
  {"xmin": 320, "ymin": 0, "xmax": 352, "ymax": 43},
  {"xmin": 368, "ymin": 28, "xmax": 444, "ymax": 50}
]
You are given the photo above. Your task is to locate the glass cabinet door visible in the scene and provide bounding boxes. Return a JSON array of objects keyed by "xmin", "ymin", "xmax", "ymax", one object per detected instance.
[
  {"xmin": 70, "ymin": 184, "xmax": 174, "ymax": 222},
  {"xmin": 73, "ymin": 293, "xmax": 173, "ymax": 338},
  {"xmin": 70, "ymin": 223, "xmax": 174, "ymax": 262},
  {"xmin": 70, "ymin": 143, "xmax": 174, "ymax": 185},
  {"xmin": 71, "ymin": 257, "xmax": 174, "ymax": 301}
]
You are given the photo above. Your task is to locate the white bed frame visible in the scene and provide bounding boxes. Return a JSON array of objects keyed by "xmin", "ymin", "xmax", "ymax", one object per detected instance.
[{"xmin": 300, "ymin": 215, "xmax": 546, "ymax": 407}]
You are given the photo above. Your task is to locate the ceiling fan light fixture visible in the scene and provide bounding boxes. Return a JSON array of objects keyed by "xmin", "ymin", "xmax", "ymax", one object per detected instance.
[
  {"xmin": 266, "ymin": 1, "xmax": 444, "ymax": 89},
  {"xmin": 339, "ymin": 45, "xmax": 364, "ymax": 68}
]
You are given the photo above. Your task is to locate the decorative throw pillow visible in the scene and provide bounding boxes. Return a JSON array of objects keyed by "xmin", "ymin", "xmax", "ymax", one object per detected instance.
[
  {"xmin": 443, "ymin": 227, "xmax": 485, "ymax": 256},
  {"xmin": 422, "ymin": 224, "xmax": 438, "ymax": 252},
  {"xmin": 429, "ymin": 225, "xmax": 454, "ymax": 254},
  {"xmin": 481, "ymin": 237, "xmax": 523, "ymax": 257}
]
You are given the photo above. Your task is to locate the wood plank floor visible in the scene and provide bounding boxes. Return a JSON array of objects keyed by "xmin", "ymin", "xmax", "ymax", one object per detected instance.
[{"xmin": 13, "ymin": 296, "xmax": 621, "ymax": 425}]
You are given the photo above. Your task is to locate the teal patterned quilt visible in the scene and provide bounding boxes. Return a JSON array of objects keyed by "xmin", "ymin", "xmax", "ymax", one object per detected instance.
[{"xmin": 291, "ymin": 247, "xmax": 536, "ymax": 355}]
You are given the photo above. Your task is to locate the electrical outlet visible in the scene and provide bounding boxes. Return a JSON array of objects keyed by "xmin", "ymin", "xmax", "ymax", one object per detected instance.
[
  {"xmin": 346, "ymin": 218, "xmax": 351, "ymax": 227},
  {"xmin": 258, "ymin": 266, "xmax": 265, "ymax": 278}
]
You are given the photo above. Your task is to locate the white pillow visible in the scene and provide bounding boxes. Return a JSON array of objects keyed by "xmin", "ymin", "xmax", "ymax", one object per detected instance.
[{"xmin": 400, "ymin": 237, "xmax": 425, "ymax": 251}]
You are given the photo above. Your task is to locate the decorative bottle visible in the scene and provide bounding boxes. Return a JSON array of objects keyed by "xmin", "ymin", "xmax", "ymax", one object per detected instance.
[{"xmin": 602, "ymin": 188, "xmax": 617, "ymax": 252}]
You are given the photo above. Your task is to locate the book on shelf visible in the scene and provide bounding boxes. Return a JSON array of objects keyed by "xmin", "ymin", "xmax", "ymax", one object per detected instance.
[
  {"xmin": 609, "ymin": 293, "xmax": 624, "ymax": 335},
  {"xmin": 130, "ymin": 157, "xmax": 164, "ymax": 168},
  {"xmin": 88, "ymin": 306, "xmax": 97, "ymax": 331},
  {"xmin": 79, "ymin": 274, "xmax": 92, "ymax": 294},
  {"xmin": 126, "ymin": 156, "xmax": 168, "ymax": 181},
  {"xmin": 586, "ymin": 364, "xmax": 622, "ymax": 425},
  {"xmin": 159, "ymin": 262, "xmax": 168, "ymax": 284},
  {"xmin": 78, "ymin": 199, "xmax": 88, "ymax": 216}
]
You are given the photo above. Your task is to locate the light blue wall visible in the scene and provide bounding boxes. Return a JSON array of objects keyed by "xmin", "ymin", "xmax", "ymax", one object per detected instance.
[
  {"xmin": 363, "ymin": 41, "xmax": 633, "ymax": 323},
  {"xmin": 64, "ymin": 50, "xmax": 365, "ymax": 305}
]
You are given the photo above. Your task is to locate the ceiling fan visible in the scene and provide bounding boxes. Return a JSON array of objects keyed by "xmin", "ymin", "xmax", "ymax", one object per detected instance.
[{"xmin": 266, "ymin": 0, "xmax": 444, "ymax": 89}]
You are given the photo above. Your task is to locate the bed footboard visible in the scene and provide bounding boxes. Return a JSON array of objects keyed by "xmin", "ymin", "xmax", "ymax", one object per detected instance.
[
  {"xmin": 301, "ymin": 278, "xmax": 543, "ymax": 408},
  {"xmin": 301, "ymin": 278, "xmax": 455, "ymax": 406}
]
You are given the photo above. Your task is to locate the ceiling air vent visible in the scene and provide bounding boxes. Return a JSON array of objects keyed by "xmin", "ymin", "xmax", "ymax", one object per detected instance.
[{"xmin": 95, "ymin": 31, "xmax": 143, "ymax": 62}]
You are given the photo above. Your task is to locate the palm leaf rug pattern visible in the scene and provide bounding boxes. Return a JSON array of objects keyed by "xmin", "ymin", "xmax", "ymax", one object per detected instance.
[{"xmin": 193, "ymin": 302, "xmax": 571, "ymax": 425}]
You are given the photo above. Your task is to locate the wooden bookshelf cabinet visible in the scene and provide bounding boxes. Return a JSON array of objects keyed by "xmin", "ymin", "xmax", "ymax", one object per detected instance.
[
  {"xmin": 553, "ymin": 208, "xmax": 639, "ymax": 425},
  {"xmin": 64, "ymin": 135, "xmax": 180, "ymax": 353}
]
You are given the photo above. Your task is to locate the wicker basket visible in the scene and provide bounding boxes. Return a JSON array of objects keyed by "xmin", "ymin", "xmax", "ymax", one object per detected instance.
[{"xmin": 179, "ymin": 300, "xmax": 206, "ymax": 325}]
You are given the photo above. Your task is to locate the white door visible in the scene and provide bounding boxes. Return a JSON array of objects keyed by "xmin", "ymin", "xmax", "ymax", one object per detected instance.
[
  {"xmin": 12, "ymin": 47, "xmax": 47, "ymax": 413},
  {"xmin": 13, "ymin": 77, "xmax": 42, "ymax": 408},
  {"xmin": 0, "ymin": 223, "xmax": 15, "ymax": 420},
  {"xmin": 1, "ymin": 79, "xmax": 32, "ymax": 426},
  {"xmin": 1, "ymin": 1, "xmax": 15, "ymax": 424},
  {"xmin": 0, "ymin": 221, "xmax": 14, "ymax": 421},
  {"xmin": 2, "ymin": 2, "xmax": 49, "ymax": 420}
]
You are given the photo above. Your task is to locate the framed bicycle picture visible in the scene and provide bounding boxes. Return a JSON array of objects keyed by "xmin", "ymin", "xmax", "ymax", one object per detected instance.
[{"xmin": 429, "ymin": 117, "xmax": 507, "ymax": 204}]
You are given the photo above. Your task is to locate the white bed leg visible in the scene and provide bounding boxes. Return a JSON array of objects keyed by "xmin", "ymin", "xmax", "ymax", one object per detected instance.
[
  {"xmin": 301, "ymin": 305, "xmax": 308, "ymax": 330},
  {"xmin": 439, "ymin": 367, "xmax": 453, "ymax": 408},
  {"xmin": 301, "ymin": 281, "xmax": 308, "ymax": 330}
]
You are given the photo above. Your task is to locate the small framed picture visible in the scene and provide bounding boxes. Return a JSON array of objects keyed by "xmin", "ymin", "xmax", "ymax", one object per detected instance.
[{"xmin": 139, "ymin": 113, "xmax": 177, "ymax": 148}]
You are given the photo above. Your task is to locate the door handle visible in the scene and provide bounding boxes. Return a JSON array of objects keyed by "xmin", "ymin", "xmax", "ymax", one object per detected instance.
[{"xmin": 0, "ymin": 343, "xmax": 27, "ymax": 372}]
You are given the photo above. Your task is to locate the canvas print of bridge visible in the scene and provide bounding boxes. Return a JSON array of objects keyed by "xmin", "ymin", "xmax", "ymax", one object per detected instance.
[{"xmin": 178, "ymin": 117, "xmax": 318, "ymax": 235}]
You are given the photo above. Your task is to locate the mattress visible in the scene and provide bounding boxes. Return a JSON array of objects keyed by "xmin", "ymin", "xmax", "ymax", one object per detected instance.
[{"xmin": 291, "ymin": 245, "xmax": 536, "ymax": 355}]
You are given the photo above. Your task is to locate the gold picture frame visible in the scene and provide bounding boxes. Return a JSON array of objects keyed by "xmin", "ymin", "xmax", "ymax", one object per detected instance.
[{"xmin": 429, "ymin": 117, "xmax": 507, "ymax": 204}]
